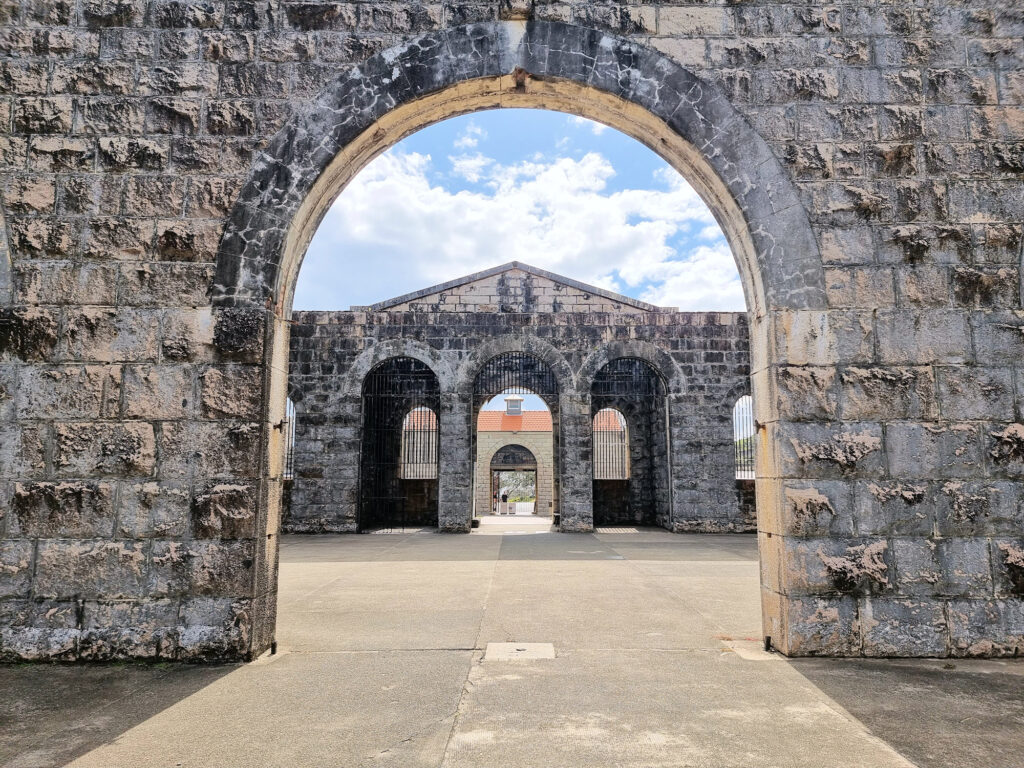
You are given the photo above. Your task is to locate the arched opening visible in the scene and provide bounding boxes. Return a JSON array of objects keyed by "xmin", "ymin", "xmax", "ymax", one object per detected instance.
[
  {"xmin": 489, "ymin": 443, "xmax": 539, "ymax": 515},
  {"xmin": 473, "ymin": 355, "xmax": 559, "ymax": 521},
  {"xmin": 591, "ymin": 359, "xmax": 669, "ymax": 528},
  {"xmin": 360, "ymin": 357, "xmax": 441, "ymax": 532},
  {"xmin": 213, "ymin": 21, "xmax": 827, "ymax": 658},
  {"xmin": 732, "ymin": 394, "xmax": 757, "ymax": 529}
]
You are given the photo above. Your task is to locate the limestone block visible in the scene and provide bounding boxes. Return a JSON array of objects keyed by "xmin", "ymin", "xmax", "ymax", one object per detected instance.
[
  {"xmin": 823, "ymin": 267, "xmax": 895, "ymax": 308},
  {"xmin": 780, "ymin": 595, "xmax": 860, "ymax": 656},
  {"xmin": 779, "ymin": 422, "xmax": 884, "ymax": 479},
  {"xmin": 156, "ymin": 219, "xmax": 221, "ymax": 262},
  {"xmin": 13, "ymin": 97, "xmax": 72, "ymax": 134},
  {"xmin": 775, "ymin": 366, "xmax": 838, "ymax": 420},
  {"xmin": 894, "ymin": 265, "xmax": 949, "ymax": 307},
  {"xmin": 123, "ymin": 176, "xmax": 186, "ymax": 217},
  {"xmin": 780, "ymin": 480, "xmax": 855, "ymax": 537},
  {"xmin": 2, "ymin": 176, "xmax": 55, "ymax": 214},
  {"xmin": 74, "ymin": 99, "xmax": 146, "ymax": 135},
  {"xmin": 82, "ymin": 0, "xmax": 147, "ymax": 28},
  {"xmin": 16, "ymin": 260, "xmax": 117, "ymax": 305},
  {"xmin": 62, "ymin": 308, "xmax": 161, "ymax": 363},
  {"xmin": 199, "ymin": 366, "xmax": 262, "ymax": 419},
  {"xmin": 188, "ymin": 539, "xmax": 256, "ymax": 596},
  {"xmin": 860, "ymin": 598, "xmax": 949, "ymax": 657},
  {"xmin": 161, "ymin": 308, "xmax": 214, "ymax": 362},
  {"xmin": 213, "ymin": 307, "xmax": 266, "ymax": 363},
  {"xmin": 8, "ymin": 217, "xmax": 77, "ymax": 258},
  {"xmin": 139, "ymin": 63, "xmax": 219, "ymax": 96},
  {"xmin": 191, "ymin": 482, "xmax": 257, "ymax": 538},
  {"xmin": 936, "ymin": 480, "xmax": 1021, "ymax": 536},
  {"xmin": 79, "ymin": 599, "xmax": 178, "ymax": 660},
  {"xmin": 876, "ymin": 311, "xmax": 972, "ymax": 365},
  {"xmin": 51, "ymin": 61, "xmax": 135, "ymax": 95},
  {"xmin": 0, "ymin": 424, "xmax": 47, "ymax": 478},
  {"xmin": 771, "ymin": 310, "xmax": 874, "ymax": 367},
  {"xmin": 158, "ymin": 421, "xmax": 261, "ymax": 478},
  {"xmin": 0, "ymin": 307, "xmax": 59, "ymax": 362},
  {"xmin": 0, "ymin": 626, "xmax": 80, "ymax": 661},
  {"xmin": 992, "ymin": 540, "xmax": 1024, "ymax": 598},
  {"xmin": 15, "ymin": 365, "xmax": 121, "ymax": 419},
  {"xmin": 936, "ymin": 366, "xmax": 1014, "ymax": 420},
  {"xmin": 10, "ymin": 483, "xmax": 116, "ymax": 536},
  {"xmin": 122, "ymin": 364, "xmax": 194, "ymax": 419},
  {"xmin": 33, "ymin": 540, "xmax": 148, "ymax": 599},
  {"xmin": 984, "ymin": 423, "xmax": 1024, "ymax": 478},
  {"xmin": 98, "ymin": 137, "xmax": 168, "ymax": 171},
  {"xmin": 854, "ymin": 480, "xmax": 932, "ymax": 536},
  {"xmin": 53, "ymin": 421, "xmax": 156, "ymax": 478},
  {"xmin": 145, "ymin": 97, "xmax": 201, "ymax": 135},
  {"xmin": 970, "ymin": 310, "xmax": 1024, "ymax": 364},
  {"xmin": 886, "ymin": 423, "xmax": 983, "ymax": 480},
  {"xmin": 119, "ymin": 263, "xmax": 215, "ymax": 307},
  {"xmin": 948, "ymin": 599, "xmax": 1024, "ymax": 657},
  {"xmin": 839, "ymin": 366, "xmax": 937, "ymax": 421},
  {"xmin": 0, "ymin": 541, "xmax": 34, "ymax": 598},
  {"xmin": 207, "ymin": 100, "xmax": 258, "ymax": 136},
  {"xmin": 117, "ymin": 480, "xmax": 190, "ymax": 537},
  {"xmin": 784, "ymin": 537, "xmax": 892, "ymax": 596},
  {"xmin": 892, "ymin": 538, "xmax": 992, "ymax": 597},
  {"xmin": 83, "ymin": 217, "xmax": 155, "ymax": 261}
]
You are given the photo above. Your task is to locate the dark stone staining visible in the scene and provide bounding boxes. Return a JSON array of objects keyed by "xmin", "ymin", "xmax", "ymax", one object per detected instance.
[
  {"xmin": 820, "ymin": 541, "xmax": 890, "ymax": 595},
  {"xmin": 213, "ymin": 308, "xmax": 265, "ymax": 363},
  {"xmin": 988, "ymin": 425, "xmax": 1024, "ymax": 465},
  {"xmin": 191, "ymin": 484, "xmax": 256, "ymax": 539},
  {"xmin": 997, "ymin": 543, "xmax": 1024, "ymax": 596},
  {"xmin": 0, "ymin": 308, "xmax": 59, "ymax": 361},
  {"xmin": 12, "ymin": 482, "xmax": 115, "ymax": 537}
]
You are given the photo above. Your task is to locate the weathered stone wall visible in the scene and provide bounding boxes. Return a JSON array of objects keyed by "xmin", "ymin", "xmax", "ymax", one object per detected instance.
[
  {"xmin": 286, "ymin": 307, "xmax": 750, "ymax": 533},
  {"xmin": 0, "ymin": 2, "xmax": 1021, "ymax": 660},
  {"xmin": 474, "ymin": 430, "xmax": 554, "ymax": 516}
]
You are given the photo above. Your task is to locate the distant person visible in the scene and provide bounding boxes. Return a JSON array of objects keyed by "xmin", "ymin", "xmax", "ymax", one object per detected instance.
[{"xmin": 501, "ymin": 492, "xmax": 508, "ymax": 503}]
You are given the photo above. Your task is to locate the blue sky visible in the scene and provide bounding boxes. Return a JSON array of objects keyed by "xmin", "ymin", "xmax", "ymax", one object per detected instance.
[{"xmin": 294, "ymin": 109, "xmax": 745, "ymax": 312}]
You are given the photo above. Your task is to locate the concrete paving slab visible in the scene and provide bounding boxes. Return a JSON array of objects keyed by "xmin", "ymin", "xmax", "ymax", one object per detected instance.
[
  {"xmin": 442, "ymin": 649, "xmax": 916, "ymax": 768},
  {"xmin": 66, "ymin": 651, "xmax": 473, "ymax": 768}
]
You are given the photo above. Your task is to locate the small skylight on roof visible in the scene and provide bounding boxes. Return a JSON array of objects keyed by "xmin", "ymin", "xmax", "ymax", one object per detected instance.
[{"xmin": 505, "ymin": 394, "xmax": 524, "ymax": 415}]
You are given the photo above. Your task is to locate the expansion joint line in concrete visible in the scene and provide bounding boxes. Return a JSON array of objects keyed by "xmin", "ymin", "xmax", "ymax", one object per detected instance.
[{"xmin": 437, "ymin": 555, "xmax": 500, "ymax": 767}]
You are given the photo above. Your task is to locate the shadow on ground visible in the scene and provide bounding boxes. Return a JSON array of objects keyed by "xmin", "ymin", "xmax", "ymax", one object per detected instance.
[
  {"xmin": 792, "ymin": 658, "xmax": 1024, "ymax": 768},
  {"xmin": 0, "ymin": 662, "xmax": 236, "ymax": 768}
]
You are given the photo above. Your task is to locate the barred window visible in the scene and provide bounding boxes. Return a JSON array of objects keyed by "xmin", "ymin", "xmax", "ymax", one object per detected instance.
[{"xmin": 593, "ymin": 408, "xmax": 629, "ymax": 480}]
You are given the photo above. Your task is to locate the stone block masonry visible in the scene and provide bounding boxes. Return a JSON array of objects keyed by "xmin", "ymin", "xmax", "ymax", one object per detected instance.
[
  {"xmin": 286, "ymin": 265, "xmax": 752, "ymax": 534},
  {"xmin": 0, "ymin": 3, "xmax": 1021, "ymax": 660}
]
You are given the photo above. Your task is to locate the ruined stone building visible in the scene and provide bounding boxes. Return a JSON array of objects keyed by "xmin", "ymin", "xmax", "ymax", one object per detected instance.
[
  {"xmin": 1, "ymin": 2, "xmax": 1022, "ymax": 661},
  {"xmin": 285, "ymin": 263, "xmax": 751, "ymax": 533}
]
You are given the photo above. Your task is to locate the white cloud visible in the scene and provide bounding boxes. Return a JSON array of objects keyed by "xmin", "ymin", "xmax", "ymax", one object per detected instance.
[
  {"xmin": 570, "ymin": 116, "xmax": 609, "ymax": 135},
  {"xmin": 295, "ymin": 148, "xmax": 745, "ymax": 312},
  {"xmin": 453, "ymin": 121, "xmax": 486, "ymax": 149},
  {"xmin": 449, "ymin": 153, "xmax": 493, "ymax": 182}
]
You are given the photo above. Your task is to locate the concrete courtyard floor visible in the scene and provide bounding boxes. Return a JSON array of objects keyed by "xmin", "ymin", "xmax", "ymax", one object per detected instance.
[{"xmin": 3, "ymin": 527, "xmax": 1023, "ymax": 768}]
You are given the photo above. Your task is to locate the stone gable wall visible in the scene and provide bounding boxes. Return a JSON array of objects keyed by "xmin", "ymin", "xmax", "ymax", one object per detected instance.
[
  {"xmin": 376, "ymin": 269, "xmax": 663, "ymax": 313},
  {"xmin": 0, "ymin": 2, "xmax": 1020, "ymax": 660}
]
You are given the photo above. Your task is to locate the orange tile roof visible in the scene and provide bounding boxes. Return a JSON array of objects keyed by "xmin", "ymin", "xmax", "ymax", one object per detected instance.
[
  {"xmin": 478, "ymin": 410, "xmax": 553, "ymax": 432},
  {"xmin": 593, "ymin": 409, "xmax": 626, "ymax": 431}
]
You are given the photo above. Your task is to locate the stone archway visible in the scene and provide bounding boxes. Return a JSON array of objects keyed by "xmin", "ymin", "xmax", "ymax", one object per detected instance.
[{"xmin": 213, "ymin": 21, "xmax": 827, "ymax": 657}]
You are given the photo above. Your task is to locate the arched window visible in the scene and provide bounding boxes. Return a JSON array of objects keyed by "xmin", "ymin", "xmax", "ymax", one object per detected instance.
[
  {"xmin": 283, "ymin": 397, "xmax": 296, "ymax": 480},
  {"xmin": 733, "ymin": 395, "xmax": 755, "ymax": 479},
  {"xmin": 400, "ymin": 406, "xmax": 438, "ymax": 479},
  {"xmin": 593, "ymin": 408, "xmax": 629, "ymax": 480}
]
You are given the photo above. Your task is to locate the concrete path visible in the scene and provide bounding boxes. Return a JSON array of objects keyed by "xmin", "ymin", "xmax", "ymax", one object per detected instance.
[{"xmin": 3, "ymin": 529, "xmax": 1023, "ymax": 767}]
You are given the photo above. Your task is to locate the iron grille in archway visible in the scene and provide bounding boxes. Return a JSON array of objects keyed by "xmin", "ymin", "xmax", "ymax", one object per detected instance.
[
  {"xmin": 473, "ymin": 351, "xmax": 560, "ymax": 409},
  {"xmin": 360, "ymin": 357, "xmax": 440, "ymax": 531},
  {"xmin": 591, "ymin": 358, "xmax": 669, "ymax": 527}
]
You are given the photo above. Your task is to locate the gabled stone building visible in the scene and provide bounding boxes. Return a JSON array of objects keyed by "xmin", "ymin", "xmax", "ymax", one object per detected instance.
[{"xmin": 286, "ymin": 263, "xmax": 752, "ymax": 533}]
